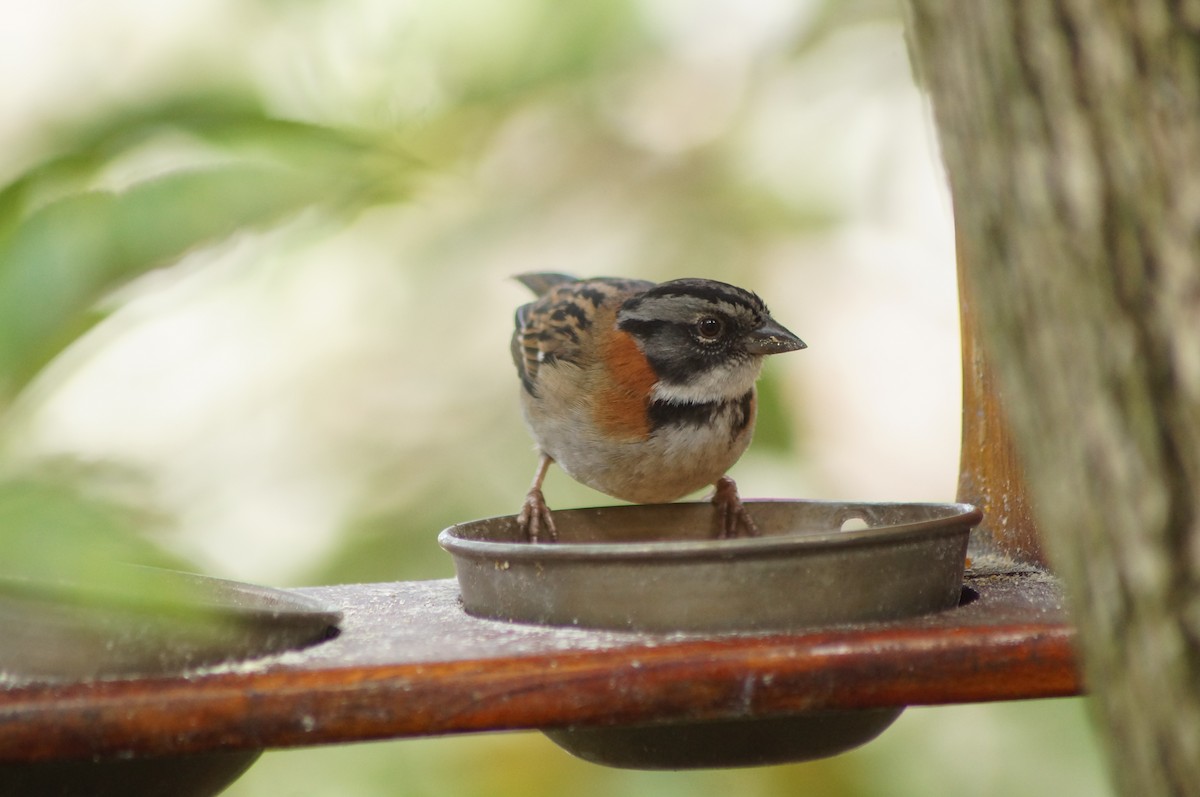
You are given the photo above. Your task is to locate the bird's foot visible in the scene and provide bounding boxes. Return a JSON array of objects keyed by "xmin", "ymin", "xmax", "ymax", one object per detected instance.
[
  {"xmin": 711, "ymin": 476, "xmax": 759, "ymax": 539},
  {"xmin": 517, "ymin": 486, "xmax": 557, "ymax": 543}
]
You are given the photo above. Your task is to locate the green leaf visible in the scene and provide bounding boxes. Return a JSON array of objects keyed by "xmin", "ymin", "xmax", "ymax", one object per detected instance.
[
  {"xmin": 0, "ymin": 163, "xmax": 335, "ymax": 395},
  {"xmin": 0, "ymin": 100, "xmax": 421, "ymax": 399},
  {"xmin": 0, "ymin": 476, "xmax": 185, "ymax": 587}
]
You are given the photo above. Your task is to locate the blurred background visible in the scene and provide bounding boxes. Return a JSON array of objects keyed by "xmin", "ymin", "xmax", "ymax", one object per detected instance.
[{"xmin": 0, "ymin": 0, "xmax": 1111, "ymax": 794}]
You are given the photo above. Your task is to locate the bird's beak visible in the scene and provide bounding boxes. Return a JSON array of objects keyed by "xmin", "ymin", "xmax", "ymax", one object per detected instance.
[{"xmin": 745, "ymin": 317, "xmax": 806, "ymax": 355}]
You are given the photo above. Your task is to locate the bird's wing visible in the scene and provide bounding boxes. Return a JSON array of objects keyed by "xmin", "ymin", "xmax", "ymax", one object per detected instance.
[{"xmin": 511, "ymin": 275, "xmax": 653, "ymax": 396}]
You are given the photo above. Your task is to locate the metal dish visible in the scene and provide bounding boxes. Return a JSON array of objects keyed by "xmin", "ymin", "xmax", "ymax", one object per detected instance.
[
  {"xmin": 0, "ymin": 751, "xmax": 264, "ymax": 797},
  {"xmin": 440, "ymin": 500, "xmax": 978, "ymax": 632},
  {"xmin": 0, "ymin": 566, "xmax": 341, "ymax": 681},
  {"xmin": 542, "ymin": 709, "xmax": 906, "ymax": 770},
  {"xmin": 440, "ymin": 499, "xmax": 979, "ymax": 769},
  {"xmin": 0, "ymin": 567, "xmax": 342, "ymax": 796}
]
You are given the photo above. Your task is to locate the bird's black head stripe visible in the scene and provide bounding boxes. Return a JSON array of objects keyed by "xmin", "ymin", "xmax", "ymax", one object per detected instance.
[{"xmin": 642, "ymin": 280, "xmax": 767, "ymax": 315}]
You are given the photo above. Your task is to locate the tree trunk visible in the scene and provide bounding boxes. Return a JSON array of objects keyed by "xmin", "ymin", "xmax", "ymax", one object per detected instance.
[{"xmin": 903, "ymin": 3, "xmax": 1200, "ymax": 795}]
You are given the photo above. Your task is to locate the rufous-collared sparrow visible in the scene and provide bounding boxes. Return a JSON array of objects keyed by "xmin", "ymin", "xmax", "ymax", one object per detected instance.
[{"xmin": 511, "ymin": 273, "xmax": 805, "ymax": 542}]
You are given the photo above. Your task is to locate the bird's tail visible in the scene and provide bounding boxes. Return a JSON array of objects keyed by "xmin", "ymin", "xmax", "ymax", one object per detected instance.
[{"xmin": 513, "ymin": 272, "xmax": 577, "ymax": 296}]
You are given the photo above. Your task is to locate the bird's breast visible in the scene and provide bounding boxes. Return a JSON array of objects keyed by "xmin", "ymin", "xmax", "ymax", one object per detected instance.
[{"xmin": 525, "ymin": 386, "xmax": 758, "ymax": 504}]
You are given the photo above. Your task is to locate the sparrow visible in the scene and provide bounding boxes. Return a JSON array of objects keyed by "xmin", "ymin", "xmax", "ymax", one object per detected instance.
[{"xmin": 511, "ymin": 273, "xmax": 806, "ymax": 542}]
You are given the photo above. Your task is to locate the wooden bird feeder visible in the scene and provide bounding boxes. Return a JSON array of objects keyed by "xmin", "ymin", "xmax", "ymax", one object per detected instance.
[{"xmin": 0, "ymin": 244, "xmax": 1078, "ymax": 795}]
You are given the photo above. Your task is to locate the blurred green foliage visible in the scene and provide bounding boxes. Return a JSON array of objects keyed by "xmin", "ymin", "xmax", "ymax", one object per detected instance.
[
  {"xmin": 0, "ymin": 94, "xmax": 419, "ymax": 398},
  {"xmin": 0, "ymin": 472, "xmax": 184, "ymax": 584},
  {"xmin": 0, "ymin": 93, "xmax": 423, "ymax": 593}
]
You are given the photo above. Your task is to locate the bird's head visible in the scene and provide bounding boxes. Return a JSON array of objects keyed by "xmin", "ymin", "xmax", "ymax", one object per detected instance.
[{"xmin": 616, "ymin": 278, "xmax": 805, "ymax": 404}]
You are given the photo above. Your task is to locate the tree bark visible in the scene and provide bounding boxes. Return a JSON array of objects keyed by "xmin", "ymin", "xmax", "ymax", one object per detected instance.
[{"xmin": 903, "ymin": 3, "xmax": 1200, "ymax": 795}]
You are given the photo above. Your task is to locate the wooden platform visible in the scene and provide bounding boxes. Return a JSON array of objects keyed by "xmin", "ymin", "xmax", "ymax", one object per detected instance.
[{"xmin": 0, "ymin": 563, "xmax": 1079, "ymax": 764}]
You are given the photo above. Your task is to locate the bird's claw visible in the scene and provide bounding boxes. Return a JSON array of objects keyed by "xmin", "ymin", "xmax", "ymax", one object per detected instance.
[
  {"xmin": 518, "ymin": 487, "xmax": 557, "ymax": 543},
  {"xmin": 712, "ymin": 476, "xmax": 759, "ymax": 539}
]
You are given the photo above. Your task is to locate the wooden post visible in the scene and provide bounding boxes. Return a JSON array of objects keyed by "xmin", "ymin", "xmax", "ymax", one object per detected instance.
[{"xmin": 955, "ymin": 232, "xmax": 1044, "ymax": 567}]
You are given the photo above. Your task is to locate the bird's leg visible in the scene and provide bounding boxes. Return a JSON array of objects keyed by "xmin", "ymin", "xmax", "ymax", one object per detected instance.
[
  {"xmin": 518, "ymin": 452, "xmax": 558, "ymax": 543},
  {"xmin": 711, "ymin": 475, "xmax": 759, "ymax": 539}
]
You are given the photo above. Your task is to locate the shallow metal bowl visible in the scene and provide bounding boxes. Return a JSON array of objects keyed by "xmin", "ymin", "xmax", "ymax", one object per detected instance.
[
  {"xmin": 0, "ymin": 567, "xmax": 342, "ymax": 796},
  {"xmin": 441, "ymin": 499, "xmax": 978, "ymax": 769},
  {"xmin": 0, "ymin": 566, "xmax": 342, "ymax": 681},
  {"xmin": 542, "ymin": 709, "xmax": 906, "ymax": 770},
  {"xmin": 440, "ymin": 500, "xmax": 978, "ymax": 633}
]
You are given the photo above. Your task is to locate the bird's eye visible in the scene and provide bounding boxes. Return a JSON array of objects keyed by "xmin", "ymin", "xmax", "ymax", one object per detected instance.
[{"xmin": 695, "ymin": 316, "xmax": 724, "ymax": 340}]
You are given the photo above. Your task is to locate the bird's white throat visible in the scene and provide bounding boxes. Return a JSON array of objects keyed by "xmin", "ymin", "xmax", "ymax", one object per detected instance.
[{"xmin": 650, "ymin": 357, "xmax": 764, "ymax": 404}]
